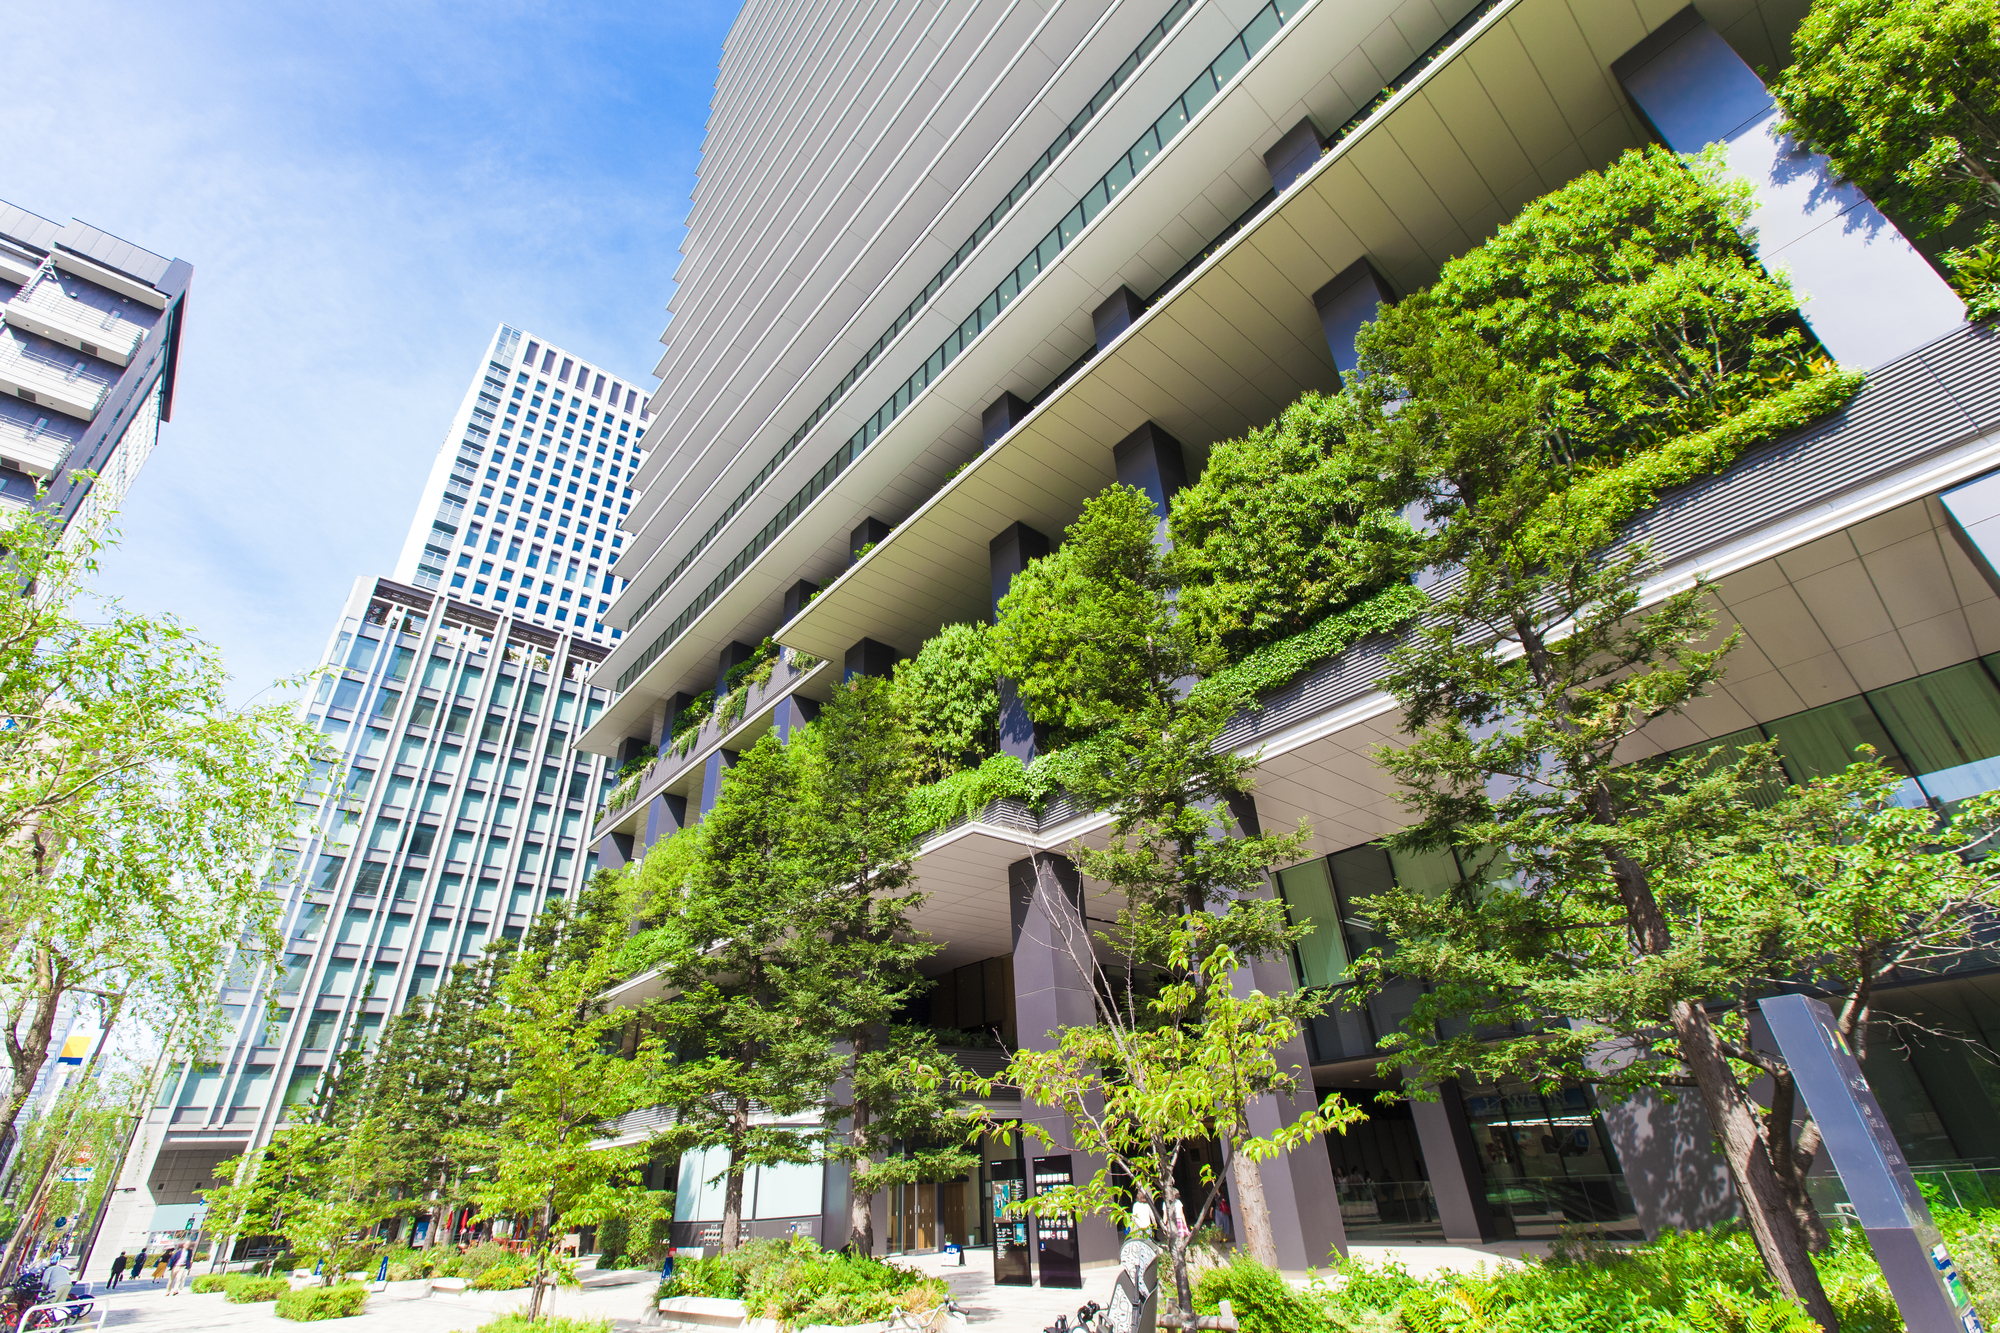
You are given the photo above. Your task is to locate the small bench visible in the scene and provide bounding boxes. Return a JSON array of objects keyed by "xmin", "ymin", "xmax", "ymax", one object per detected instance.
[{"xmin": 428, "ymin": 1276, "xmax": 469, "ymax": 1294}]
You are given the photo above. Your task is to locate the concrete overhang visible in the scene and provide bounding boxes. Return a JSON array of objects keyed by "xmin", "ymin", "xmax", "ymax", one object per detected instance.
[
  {"xmin": 776, "ymin": 0, "xmax": 1672, "ymax": 665},
  {"xmin": 583, "ymin": 0, "xmax": 1626, "ymax": 752}
]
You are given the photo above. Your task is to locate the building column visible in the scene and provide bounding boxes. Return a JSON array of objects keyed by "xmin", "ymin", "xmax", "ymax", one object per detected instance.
[
  {"xmin": 1091, "ymin": 287, "xmax": 1146, "ymax": 352},
  {"xmin": 1594, "ymin": 1090, "xmax": 1735, "ymax": 1239},
  {"xmin": 1263, "ymin": 117, "xmax": 1325, "ymax": 194},
  {"xmin": 1613, "ymin": 9, "xmax": 1962, "ymax": 368},
  {"xmin": 650, "ymin": 691, "xmax": 695, "ymax": 751},
  {"xmin": 1407, "ymin": 1082, "xmax": 1497, "ymax": 1244},
  {"xmin": 1007, "ymin": 854, "xmax": 1119, "ymax": 1270},
  {"xmin": 643, "ymin": 793, "xmax": 687, "ymax": 852},
  {"xmin": 850, "ymin": 517, "xmax": 892, "ymax": 566},
  {"xmin": 595, "ymin": 831, "xmax": 635, "ymax": 872},
  {"xmin": 990, "ymin": 523, "xmax": 1051, "ymax": 765},
  {"xmin": 781, "ymin": 578, "xmax": 820, "ymax": 624},
  {"xmin": 1224, "ymin": 797, "xmax": 1348, "ymax": 1265},
  {"xmin": 983, "ymin": 392, "xmax": 1032, "ymax": 450},
  {"xmin": 1312, "ymin": 259, "xmax": 1394, "ymax": 383},
  {"xmin": 772, "ymin": 694, "xmax": 819, "ymax": 743},
  {"xmin": 714, "ymin": 641, "xmax": 755, "ymax": 696},
  {"xmin": 843, "ymin": 637, "xmax": 899, "ymax": 682},
  {"xmin": 1111, "ymin": 423, "xmax": 1186, "ymax": 539},
  {"xmin": 698, "ymin": 754, "xmax": 736, "ymax": 818}
]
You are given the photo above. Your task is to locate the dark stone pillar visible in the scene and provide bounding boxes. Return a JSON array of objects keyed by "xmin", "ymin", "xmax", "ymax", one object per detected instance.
[
  {"xmin": 1596, "ymin": 1091, "xmax": 1735, "ymax": 1239},
  {"xmin": 989, "ymin": 523, "xmax": 1050, "ymax": 765},
  {"xmin": 772, "ymin": 694, "xmax": 820, "ymax": 743},
  {"xmin": 596, "ymin": 831, "xmax": 634, "ymax": 872},
  {"xmin": 1263, "ymin": 117, "xmax": 1325, "ymax": 194},
  {"xmin": 1091, "ymin": 286, "xmax": 1147, "ymax": 352},
  {"xmin": 1312, "ymin": 259, "xmax": 1393, "ymax": 383},
  {"xmin": 642, "ymin": 793, "xmax": 687, "ymax": 854},
  {"xmin": 1111, "ymin": 423, "xmax": 1186, "ymax": 530},
  {"xmin": 849, "ymin": 517, "xmax": 892, "ymax": 566},
  {"xmin": 983, "ymin": 392, "xmax": 1032, "ymax": 449},
  {"xmin": 1223, "ymin": 797, "xmax": 1348, "ymax": 1265},
  {"xmin": 1407, "ymin": 1081, "xmax": 1497, "ymax": 1244},
  {"xmin": 615, "ymin": 735, "xmax": 651, "ymax": 769},
  {"xmin": 714, "ymin": 641, "xmax": 755, "ymax": 698},
  {"xmin": 1613, "ymin": 7, "xmax": 1960, "ymax": 368},
  {"xmin": 650, "ymin": 692, "xmax": 694, "ymax": 750},
  {"xmin": 843, "ymin": 637, "xmax": 900, "ymax": 683},
  {"xmin": 698, "ymin": 752, "xmax": 737, "ymax": 817},
  {"xmin": 1007, "ymin": 854, "xmax": 1120, "ymax": 1270},
  {"xmin": 781, "ymin": 578, "xmax": 820, "ymax": 623}
]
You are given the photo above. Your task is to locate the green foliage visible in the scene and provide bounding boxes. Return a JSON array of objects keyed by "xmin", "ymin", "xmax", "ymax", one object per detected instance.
[
  {"xmin": 225, "ymin": 1275, "xmax": 291, "ymax": 1303},
  {"xmin": 1195, "ymin": 1254, "xmax": 1338, "ymax": 1333},
  {"xmin": 995, "ymin": 485, "xmax": 1202, "ymax": 735},
  {"xmin": 667, "ymin": 1238, "xmax": 948, "ymax": 1330},
  {"xmin": 595, "ymin": 1215, "xmax": 630, "ymax": 1268},
  {"xmin": 275, "ymin": 1282, "xmax": 368, "ymax": 1321},
  {"xmin": 470, "ymin": 1261, "xmax": 535, "ymax": 1290},
  {"xmin": 458, "ymin": 877, "xmax": 668, "ymax": 1319},
  {"xmin": 191, "ymin": 1273, "xmax": 231, "ymax": 1293},
  {"xmin": 1169, "ymin": 391, "xmax": 1425, "ymax": 658},
  {"xmin": 1191, "ymin": 1221, "xmax": 1951, "ymax": 1333},
  {"xmin": 451, "ymin": 1241, "xmax": 521, "ymax": 1279},
  {"xmin": 475, "ymin": 1318, "xmax": 613, "ymax": 1333},
  {"xmin": 1772, "ymin": 0, "xmax": 1999, "ymax": 241},
  {"xmin": 890, "ymin": 622, "xmax": 1000, "ymax": 781},
  {"xmin": 0, "ymin": 498, "xmax": 325, "ymax": 1154},
  {"xmin": 1191, "ymin": 584, "xmax": 1432, "ymax": 711},
  {"xmin": 903, "ymin": 752, "xmax": 1035, "ymax": 836}
]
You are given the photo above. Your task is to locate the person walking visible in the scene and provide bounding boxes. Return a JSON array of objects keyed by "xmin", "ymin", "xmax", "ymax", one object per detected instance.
[
  {"xmin": 165, "ymin": 1244, "xmax": 192, "ymax": 1295},
  {"xmin": 130, "ymin": 1247, "xmax": 150, "ymax": 1285},
  {"xmin": 108, "ymin": 1251, "xmax": 129, "ymax": 1289}
]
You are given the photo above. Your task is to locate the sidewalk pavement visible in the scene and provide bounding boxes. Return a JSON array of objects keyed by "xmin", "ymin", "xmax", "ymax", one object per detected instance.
[{"xmin": 84, "ymin": 1242, "xmax": 1541, "ymax": 1332}]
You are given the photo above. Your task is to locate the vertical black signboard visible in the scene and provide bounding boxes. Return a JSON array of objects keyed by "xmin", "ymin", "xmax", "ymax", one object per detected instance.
[
  {"xmin": 1032, "ymin": 1154, "xmax": 1082, "ymax": 1289},
  {"xmin": 991, "ymin": 1159, "xmax": 1032, "ymax": 1287}
]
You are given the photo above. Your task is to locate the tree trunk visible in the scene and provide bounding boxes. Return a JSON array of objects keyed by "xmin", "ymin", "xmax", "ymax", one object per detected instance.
[
  {"xmin": 846, "ymin": 1029, "xmax": 874, "ymax": 1254},
  {"xmin": 1766, "ymin": 1070, "xmax": 1831, "ymax": 1253},
  {"xmin": 1671, "ymin": 999, "xmax": 1838, "ymax": 1331},
  {"xmin": 1227, "ymin": 1148, "xmax": 1277, "ymax": 1269},
  {"xmin": 720, "ymin": 1095, "xmax": 749, "ymax": 1252},
  {"xmin": 526, "ymin": 1195, "xmax": 554, "ymax": 1322}
]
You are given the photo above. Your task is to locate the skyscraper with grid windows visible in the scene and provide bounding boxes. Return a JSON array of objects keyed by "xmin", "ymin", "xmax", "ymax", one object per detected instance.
[
  {"xmin": 91, "ymin": 325, "xmax": 647, "ymax": 1278},
  {"xmin": 391, "ymin": 324, "xmax": 651, "ymax": 646}
]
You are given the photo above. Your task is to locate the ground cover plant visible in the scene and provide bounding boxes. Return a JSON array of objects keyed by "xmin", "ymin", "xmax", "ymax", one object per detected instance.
[
  {"xmin": 274, "ymin": 1281, "xmax": 369, "ymax": 1321},
  {"xmin": 1195, "ymin": 1210, "xmax": 2000, "ymax": 1333},
  {"xmin": 474, "ymin": 1318, "xmax": 611, "ymax": 1333},
  {"xmin": 224, "ymin": 1274, "xmax": 291, "ymax": 1302},
  {"xmin": 666, "ymin": 1237, "xmax": 948, "ymax": 1329}
]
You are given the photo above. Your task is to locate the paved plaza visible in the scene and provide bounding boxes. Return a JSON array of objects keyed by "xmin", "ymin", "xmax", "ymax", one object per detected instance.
[{"xmin": 83, "ymin": 1244, "xmax": 1535, "ymax": 1332}]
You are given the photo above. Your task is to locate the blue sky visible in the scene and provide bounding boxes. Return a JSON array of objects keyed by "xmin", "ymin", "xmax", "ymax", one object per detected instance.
[{"xmin": 6, "ymin": 0, "xmax": 739, "ymax": 702}]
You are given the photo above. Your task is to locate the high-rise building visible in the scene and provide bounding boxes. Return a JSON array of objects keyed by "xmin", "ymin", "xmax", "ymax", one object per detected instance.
[
  {"xmin": 391, "ymin": 325, "xmax": 650, "ymax": 646},
  {"xmin": 93, "ymin": 328, "xmax": 645, "ymax": 1276},
  {"xmin": 0, "ymin": 200, "xmax": 190, "ymax": 539},
  {"xmin": 587, "ymin": 0, "xmax": 2000, "ymax": 1270}
]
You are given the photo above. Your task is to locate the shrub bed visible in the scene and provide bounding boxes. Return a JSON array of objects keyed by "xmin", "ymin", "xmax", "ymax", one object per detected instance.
[
  {"xmin": 475, "ymin": 1318, "xmax": 611, "ymax": 1333},
  {"xmin": 190, "ymin": 1273, "xmax": 230, "ymax": 1294},
  {"xmin": 470, "ymin": 1261, "xmax": 535, "ymax": 1291},
  {"xmin": 275, "ymin": 1282, "xmax": 368, "ymax": 1322},
  {"xmin": 668, "ymin": 1237, "xmax": 947, "ymax": 1329},
  {"xmin": 225, "ymin": 1275, "xmax": 292, "ymax": 1303},
  {"xmin": 1192, "ymin": 1210, "xmax": 2000, "ymax": 1333}
]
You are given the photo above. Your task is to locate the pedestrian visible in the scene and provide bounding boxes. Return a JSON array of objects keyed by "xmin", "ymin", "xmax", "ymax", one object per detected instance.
[
  {"xmin": 107, "ymin": 1252, "xmax": 129, "ymax": 1289},
  {"xmin": 130, "ymin": 1247, "xmax": 150, "ymax": 1284},
  {"xmin": 165, "ymin": 1244, "xmax": 192, "ymax": 1295},
  {"xmin": 1128, "ymin": 1193, "xmax": 1156, "ymax": 1238},
  {"xmin": 152, "ymin": 1251, "xmax": 169, "ymax": 1281}
]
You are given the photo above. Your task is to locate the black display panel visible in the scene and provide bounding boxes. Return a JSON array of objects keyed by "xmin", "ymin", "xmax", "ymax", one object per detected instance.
[
  {"xmin": 991, "ymin": 1158, "xmax": 1032, "ymax": 1287},
  {"xmin": 1032, "ymin": 1154, "xmax": 1081, "ymax": 1289}
]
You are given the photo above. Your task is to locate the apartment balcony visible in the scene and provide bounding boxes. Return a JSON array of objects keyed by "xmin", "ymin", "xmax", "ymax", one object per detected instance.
[
  {"xmin": 4, "ymin": 287, "xmax": 146, "ymax": 366},
  {"xmin": 591, "ymin": 647, "xmax": 832, "ymax": 843},
  {"xmin": 0, "ymin": 411, "xmax": 75, "ymax": 478},
  {"xmin": 0, "ymin": 345, "xmax": 108, "ymax": 423}
]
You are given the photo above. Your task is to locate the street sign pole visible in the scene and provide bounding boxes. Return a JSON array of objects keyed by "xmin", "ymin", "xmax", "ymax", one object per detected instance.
[{"xmin": 1758, "ymin": 995, "xmax": 1984, "ymax": 1333}]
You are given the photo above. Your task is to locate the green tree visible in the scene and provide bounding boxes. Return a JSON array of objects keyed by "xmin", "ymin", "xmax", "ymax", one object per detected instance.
[
  {"xmin": 966, "ymin": 920, "xmax": 1358, "ymax": 1321},
  {"xmin": 995, "ymin": 485, "xmax": 1330, "ymax": 1269},
  {"xmin": 1341, "ymin": 146, "xmax": 1855, "ymax": 1327},
  {"xmin": 889, "ymin": 623, "xmax": 999, "ymax": 781},
  {"xmin": 636, "ymin": 738, "xmax": 839, "ymax": 1252},
  {"xmin": 1168, "ymin": 391, "xmax": 1424, "ymax": 659},
  {"xmin": 459, "ymin": 880, "xmax": 666, "ymax": 1321},
  {"xmin": 789, "ymin": 678, "xmax": 972, "ymax": 1251},
  {"xmin": 1773, "ymin": 0, "xmax": 2000, "ymax": 312},
  {"xmin": 0, "ymin": 500, "xmax": 324, "ymax": 1154}
]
